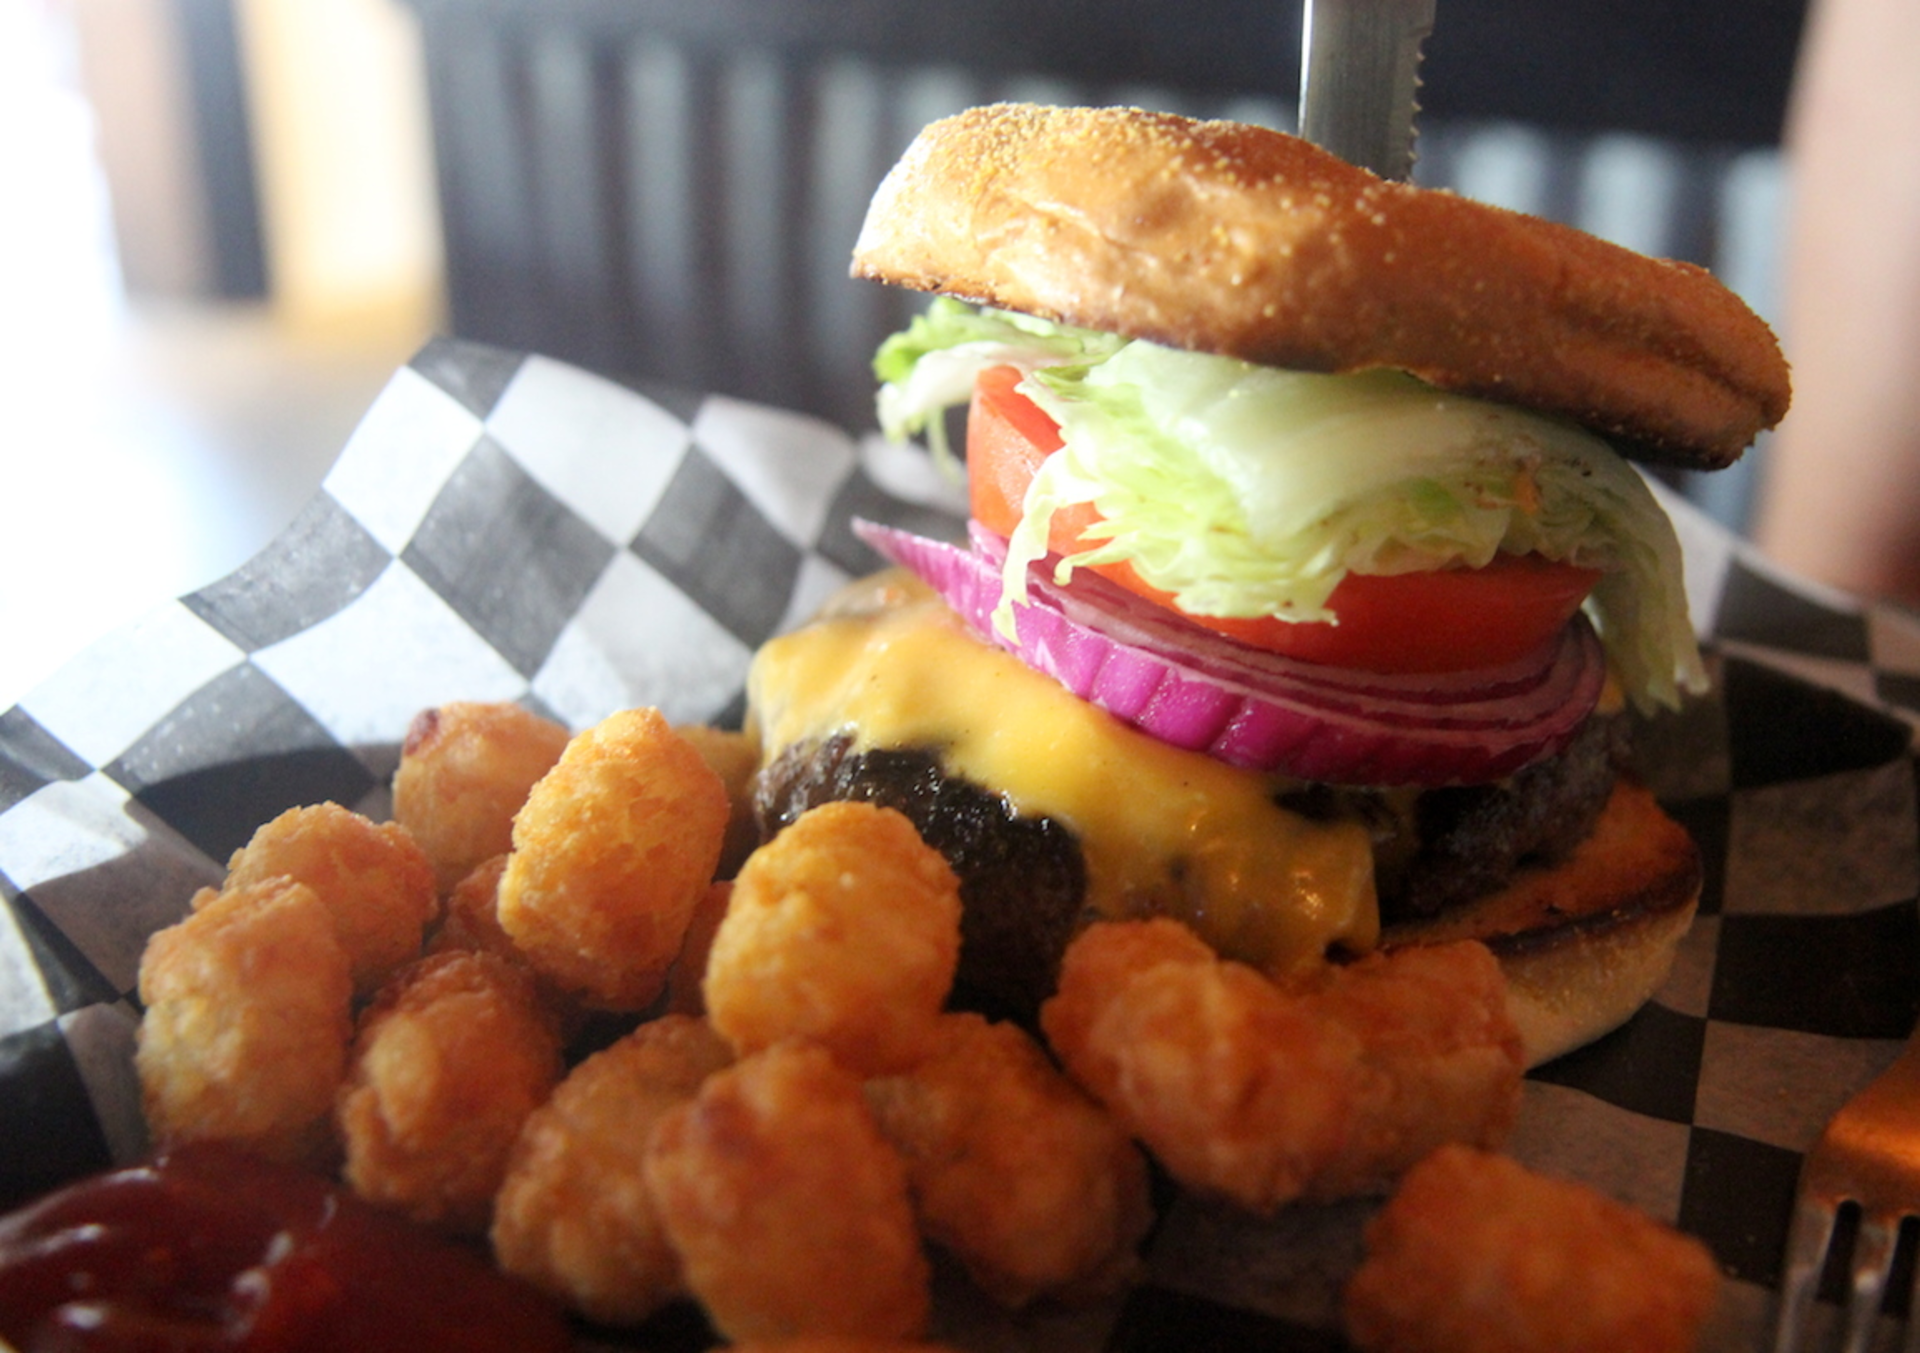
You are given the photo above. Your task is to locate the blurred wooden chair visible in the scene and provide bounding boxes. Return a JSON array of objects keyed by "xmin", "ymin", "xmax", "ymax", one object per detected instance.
[{"xmin": 398, "ymin": 0, "xmax": 1805, "ymax": 526}]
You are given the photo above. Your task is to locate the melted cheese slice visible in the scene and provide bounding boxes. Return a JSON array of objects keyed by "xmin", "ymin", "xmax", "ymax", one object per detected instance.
[{"xmin": 747, "ymin": 570, "xmax": 1380, "ymax": 976}]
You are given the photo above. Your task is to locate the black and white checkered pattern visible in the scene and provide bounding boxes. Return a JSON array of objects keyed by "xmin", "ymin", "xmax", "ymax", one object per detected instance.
[{"xmin": 2, "ymin": 339, "xmax": 1915, "ymax": 1351}]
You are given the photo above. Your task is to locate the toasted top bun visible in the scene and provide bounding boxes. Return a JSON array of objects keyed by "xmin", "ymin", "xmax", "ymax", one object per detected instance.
[{"xmin": 853, "ymin": 102, "xmax": 1790, "ymax": 470}]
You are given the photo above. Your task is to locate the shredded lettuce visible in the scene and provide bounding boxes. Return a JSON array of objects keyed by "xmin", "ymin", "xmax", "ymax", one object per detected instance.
[
  {"xmin": 873, "ymin": 302, "xmax": 1707, "ymax": 712},
  {"xmin": 872, "ymin": 299, "xmax": 1124, "ymax": 465}
]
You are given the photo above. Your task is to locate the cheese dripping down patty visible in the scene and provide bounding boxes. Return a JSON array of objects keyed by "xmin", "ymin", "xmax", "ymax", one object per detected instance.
[{"xmin": 745, "ymin": 570, "xmax": 1379, "ymax": 977}]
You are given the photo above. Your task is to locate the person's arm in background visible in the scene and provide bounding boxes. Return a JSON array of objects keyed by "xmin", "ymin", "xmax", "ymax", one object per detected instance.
[{"xmin": 1751, "ymin": 0, "xmax": 1920, "ymax": 607}]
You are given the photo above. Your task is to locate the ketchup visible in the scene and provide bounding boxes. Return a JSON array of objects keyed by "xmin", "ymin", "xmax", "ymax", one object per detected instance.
[{"xmin": 0, "ymin": 1143, "xmax": 572, "ymax": 1352}]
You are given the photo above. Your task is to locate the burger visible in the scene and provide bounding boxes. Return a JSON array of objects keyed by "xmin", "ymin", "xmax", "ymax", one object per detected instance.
[{"xmin": 745, "ymin": 104, "xmax": 1789, "ymax": 1065}]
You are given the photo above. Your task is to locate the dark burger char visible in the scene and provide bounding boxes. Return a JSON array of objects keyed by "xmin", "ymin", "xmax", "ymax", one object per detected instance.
[
  {"xmin": 1279, "ymin": 713, "xmax": 1629, "ymax": 924},
  {"xmin": 752, "ymin": 717, "xmax": 1625, "ymax": 1016},
  {"xmin": 1408, "ymin": 712, "xmax": 1629, "ymax": 917},
  {"xmin": 753, "ymin": 735, "xmax": 1088, "ymax": 1023}
]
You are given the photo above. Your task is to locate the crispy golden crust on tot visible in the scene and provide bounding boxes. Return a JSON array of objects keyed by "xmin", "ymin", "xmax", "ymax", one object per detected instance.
[
  {"xmin": 704, "ymin": 801, "xmax": 962, "ymax": 1075},
  {"xmin": 1291, "ymin": 941, "xmax": 1527, "ymax": 1199},
  {"xmin": 335, "ymin": 950, "xmax": 563, "ymax": 1234},
  {"xmin": 663, "ymin": 878, "xmax": 733, "ymax": 1017},
  {"xmin": 221, "ymin": 802, "xmax": 438, "ymax": 995},
  {"xmin": 1040, "ymin": 919, "xmax": 1522, "ymax": 1212},
  {"xmin": 854, "ymin": 103, "xmax": 1789, "ymax": 467},
  {"xmin": 1343, "ymin": 1144, "xmax": 1722, "ymax": 1353},
  {"xmin": 674, "ymin": 722, "xmax": 765, "ymax": 878},
  {"xmin": 490, "ymin": 1014, "xmax": 734, "ymax": 1326},
  {"xmin": 864, "ymin": 1011, "xmax": 1152, "ymax": 1306},
  {"xmin": 137, "ymin": 879, "xmax": 353, "ymax": 1167},
  {"xmin": 644, "ymin": 1041, "xmax": 931, "ymax": 1343},
  {"xmin": 427, "ymin": 853, "xmax": 589, "ymax": 1038},
  {"xmin": 431, "ymin": 852, "xmax": 514, "ymax": 956},
  {"xmin": 1042, "ymin": 919, "xmax": 1359, "ymax": 1211},
  {"xmin": 498, "ymin": 708, "xmax": 729, "ymax": 1011},
  {"xmin": 1384, "ymin": 779, "xmax": 1703, "ymax": 1067},
  {"xmin": 394, "ymin": 700, "xmax": 571, "ymax": 896}
]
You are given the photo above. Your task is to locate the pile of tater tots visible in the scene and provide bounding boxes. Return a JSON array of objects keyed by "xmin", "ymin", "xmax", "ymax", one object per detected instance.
[{"xmin": 132, "ymin": 700, "xmax": 1725, "ymax": 1353}]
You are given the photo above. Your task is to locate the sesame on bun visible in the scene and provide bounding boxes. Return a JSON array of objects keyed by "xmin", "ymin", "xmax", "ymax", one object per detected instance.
[{"xmin": 853, "ymin": 101, "xmax": 1788, "ymax": 468}]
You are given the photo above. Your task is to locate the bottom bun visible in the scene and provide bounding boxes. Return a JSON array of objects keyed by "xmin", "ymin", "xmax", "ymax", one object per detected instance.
[{"xmin": 1382, "ymin": 779, "xmax": 1702, "ymax": 1067}]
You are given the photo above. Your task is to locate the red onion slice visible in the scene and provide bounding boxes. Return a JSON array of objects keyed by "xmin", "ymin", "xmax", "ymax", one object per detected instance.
[{"xmin": 855, "ymin": 520, "xmax": 1606, "ymax": 787}]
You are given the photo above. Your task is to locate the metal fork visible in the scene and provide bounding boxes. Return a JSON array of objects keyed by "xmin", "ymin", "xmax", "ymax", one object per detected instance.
[{"xmin": 1772, "ymin": 1025, "xmax": 1920, "ymax": 1353}]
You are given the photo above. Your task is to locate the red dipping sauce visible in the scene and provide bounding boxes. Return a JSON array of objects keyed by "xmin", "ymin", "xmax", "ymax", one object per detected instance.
[{"xmin": 0, "ymin": 1143, "xmax": 572, "ymax": 1352}]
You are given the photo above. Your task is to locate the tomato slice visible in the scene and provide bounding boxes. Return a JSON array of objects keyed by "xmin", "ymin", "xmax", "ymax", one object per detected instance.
[{"xmin": 966, "ymin": 365, "xmax": 1603, "ymax": 674}]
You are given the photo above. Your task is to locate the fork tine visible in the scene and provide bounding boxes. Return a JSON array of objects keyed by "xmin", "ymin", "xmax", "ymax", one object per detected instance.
[
  {"xmin": 1775, "ymin": 1195, "xmax": 1842, "ymax": 1353},
  {"xmin": 1774, "ymin": 1027, "xmax": 1920, "ymax": 1353},
  {"xmin": 1900, "ymin": 1216, "xmax": 1920, "ymax": 1353},
  {"xmin": 1840, "ymin": 1211, "xmax": 1899, "ymax": 1353}
]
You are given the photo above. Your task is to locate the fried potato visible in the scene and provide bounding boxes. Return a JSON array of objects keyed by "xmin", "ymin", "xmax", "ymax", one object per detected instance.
[
  {"xmin": 136, "ymin": 878, "xmax": 353, "ymax": 1166},
  {"xmin": 645, "ymin": 1040, "xmax": 930, "ymax": 1342},
  {"xmin": 336, "ymin": 950, "xmax": 563, "ymax": 1234},
  {"xmin": 663, "ymin": 879, "xmax": 733, "ymax": 1017},
  {"xmin": 393, "ymin": 700, "xmax": 571, "ymax": 895},
  {"xmin": 1343, "ymin": 1144, "xmax": 1723, "ymax": 1353},
  {"xmin": 491, "ymin": 1014, "xmax": 734, "ymax": 1326},
  {"xmin": 426, "ymin": 852, "xmax": 515, "ymax": 960},
  {"xmin": 703, "ymin": 802, "xmax": 961, "ymax": 1075},
  {"xmin": 427, "ymin": 853, "xmax": 584, "ymax": 1033},
  {"xmin": 220, "ymin": 802, "xmax": 438, "ymax": 995},
  {"xmin": 1290, "ymin": 940, "xmax": 1524, "ymax": 1199},
  {"xmin": 1041, "ymin": 917, "xmax": 1360, "ymax": 1211},
  {"xmin": 864, "ymin": 1012, "xmax": 1151, "ymax": 1307},
  {"xmin": 498, "ymin": 708, "xmax": 729, "ymax": 1010},
  {"xmin": 674, "ymin": 723, "xmax": 763, "ymax": 879},
  {"xmin": 1040, "ymin": 919, "xmax": 1522, "ymax": 1211}
]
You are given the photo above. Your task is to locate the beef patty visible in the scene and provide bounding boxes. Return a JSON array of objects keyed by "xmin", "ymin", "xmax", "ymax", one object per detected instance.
[{"xmin": 752, "ymin": 713, "xmax": 1626, "ymax": 1019}]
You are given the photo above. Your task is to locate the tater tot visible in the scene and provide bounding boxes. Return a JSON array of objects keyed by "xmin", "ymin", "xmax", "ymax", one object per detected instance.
[
  {"xmin": 497, "ymin": 708, "xmax": 729, "ymax": 1011},
  {"xmin": 393, "ymin": 700, "xmax": 572, "ymax": 895},
  {"xmin": 336, "ymin": 950, "xmax": 563, "ymax": 1234},
  {"xmin": 491, "ymin": 1015, "xmax": 734, "ymax": 1326},
  {"xmin": 136, "ymin": 879, "xmax": 353, "ymax": 1166},
  {"xmin": 1042, "ymin": 918, "xmax": 1361, "ymax": 1212},
  {"xmin": 427, "ymin": 853, "xmax": 583, "ymax": 1033},
  {"xmin": 1040, "ymin": 919, "xmax": 1522, "ymax": 1211},
  {"xmin": 1294, "ymin": 941, "xmax": 1524, "ymax": 1199},
  {"xmin": 1342, "ymin": 1144, "xmax": 1723, "ymax": 1353},
  {"xmin": 864, "ymin": 1012, "xmax": 1152, "ymax": 1307},
  {"xmin": 426, "ymin": 853, "xmax": 515, "ymax": 960},
  {"xmin": 220, "ymin": 802, "xmax": 438, "ymax": 995},
  {"xmin": 702, "ymin": 802, "xmax": 961, "ymax": 1075},
  {"xmin": 645, "ymin": 1041, "xmax": 930, "ymax": 1343},
  {"xmin": 663, "ymin": 879, "xmax": 733, "ymax": 1017},
  {"xmin": 674, "ymin": 723, "xmax": 763, "ymax": 878}
]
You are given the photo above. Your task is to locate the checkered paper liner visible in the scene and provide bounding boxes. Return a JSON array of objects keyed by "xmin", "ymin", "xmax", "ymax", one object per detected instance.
[{"xmin": 3, "ymin": 337, "xmax": 1917, "ymax": 1351}]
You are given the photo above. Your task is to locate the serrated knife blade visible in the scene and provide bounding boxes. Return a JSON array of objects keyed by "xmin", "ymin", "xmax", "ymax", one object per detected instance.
[{"xmin": 1297, "ymin": 0, "xmax": 1437, "ymax": 181}]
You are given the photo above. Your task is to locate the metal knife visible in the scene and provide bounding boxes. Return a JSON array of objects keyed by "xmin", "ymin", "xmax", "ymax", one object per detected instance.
[{"xmin": 1297, "ymin": 0, "xmax": 1437, "ymax": 182}]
